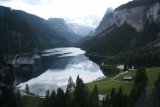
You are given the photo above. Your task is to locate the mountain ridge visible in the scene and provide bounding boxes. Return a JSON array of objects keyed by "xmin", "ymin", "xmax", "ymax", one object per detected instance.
[
  {"xmin": 80, "ymin": 1, "xmax": 160, "ymax": 66},
  {"xmin": 0, "ymin": 6, "xmax": 79, "ymax": 54},
  {"xmin": 47, "ymin": 18, "xmax": 82, "ymax": 43},
  {"xmin": 95, "ymin": 2, "xmax": 160, "ymax": 36},
  {"xmin": 67, "ymin": 23, "xmax": 95, "ymax": 37}
]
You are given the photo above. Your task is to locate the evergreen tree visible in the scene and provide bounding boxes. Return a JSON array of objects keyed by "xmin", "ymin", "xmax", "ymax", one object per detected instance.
[
  {"xmin": 45, "ymin": 90, "xmax": 50, "ymax": 99},
  {"xmin": 92, "ymin": 85, "xmax": 99, "ymax": 105},
  {"xmin": 129, "ymin": 67, "xmax": 148, "ymax": 107},
  {"xmin": 102, "ymin": 96, "xmax": 110, "ymax": 107},
  {"xmin": 0, "ymin": 65, "xmax": 17, "ymax": 107},
  {"xmin": 134, "ymin": 67, "xmax": 148, "ymax": 90},
  {"xmin": 102, "ymin": 98, "xmax": 106, "ymax": 107},
  {"xmin": 123, "ymin": 64, "xmax": 128, "ymax": 71},
  {"xmin": 16, "ymin": 88, "xmax": 21, "ymax": 107},
  {"xmin": 0, "ymin": 87, "xmax": 17, "ymax": 107},
  {"xmin": 0, "ymin": 54, "xmax": 4, "ymax": 65},
  {"xmin": 148, "ymin": 73, "xmax": 160, "ymax": 107},
  {"xmin": 56, "ymin": 88, "xmax": 65, "ymax": 107},
  {"xmin": 66, "ymin": 76, "xmax": 75, "ymax": 93},
  {"xmin": 65, "ymin": 76, "xmax": 74, "ymax": 107},
  {"xmin": 65, "ymin": 89, "xmax": 72, "ymax": 107},
  {"xmin": 110, "ymin": 88, "xmax": 117, "ymax": 107},
  {"xmin": 70, "ymin": 98, "xmax": 81, "ymax": 107},
  {"xmin": 0, "ymin": 66, "xmax": 15, "ymax": 85},
  {"xmin": 50, "ymin": 90, "xmax": 56, "ymax": 107},
  {"xmin": 25, "ymin": 84, "xmax": 29, "ymax": 94},
  {"xmin": 89, "ymin": 85, "xmax": 100, "ymax": 107},
  {"xmin": 155, "ymin": 73, "xmax": 160, "ymax": 96},
  {"xmin": 134, "ymin": 92, "xmax": 147, "ymax": 107},
  {"xmin": 116, "ymin": 87, "xmax": 125, "ymax": 107},
  {"xmin": 102, "ymin": 87, "xmax": 128, "ymax": 107},
  {"xmin": 44, "ymin": 90, "xmax": 51, "ymax": 107},
  {"xmin": 123, "ymin": 94, "xmax": 128, "ymax": 107},
  {"xmin": 74, "ymin": 75, "xmax": 89, "ymax": 107}
]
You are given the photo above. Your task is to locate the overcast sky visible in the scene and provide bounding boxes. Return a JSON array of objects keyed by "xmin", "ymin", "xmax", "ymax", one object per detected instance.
[{"xmin": 0, "ymin": 0, "xmax": 131, "ymax": 19}]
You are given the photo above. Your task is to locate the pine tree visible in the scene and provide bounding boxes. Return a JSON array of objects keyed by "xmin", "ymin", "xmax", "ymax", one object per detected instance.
[
  {"xmin": 92, "ymin": 85, "xmax": 99, "ymax": 105},
  {"xmin": 0, "ymin": 66, "xmax": 14, "ymax": 85},
  {"xmin": 17, "ymin": 88, "xmax": 21, "ymax": 107},
  {"xmin": 65, "ymin": 88, "xmax": 72, "ymax": 107},
  {"xmin": 50, "ymin": 90, "xmax": 56, "ymax": 107},
  {"xmin": 116, "ymin": 87, "xmax": 124, "ymax": 107},
  {"xmin": 129, "ymin": 67, "xmax": 148, "ymax": 107},
  {"xmin": 0, "ymin": 54, "xmax": 4, "ymax": 65},
  {"xmin": 70, "ymin": 98, "xmax": 81, "ymax": 107},
  {"xmin": 25, "ymin": 84, "xmax": 29, "ymax": 94},
  {"xmin": 123, "ymin": 64, "xmax": 128, "ymax": 71},
  {"xmin": 134, "ymin": 92, "xmax": 147, "ymax": 107},
  {"xmin": 44, "ymin": 90, "xmax": 51, "ymax": 107},
  {"xmin": 102, "ymin": 95, "xmax": 110, "ymax": 107},
  {"xmin": 89, "ymin": 85, "xmax": 100, "ymax": 107},
  {"xmin": 110, "ymin": 88, "xmax": 117, "ymax": 107},
  {"xmin": 66, "ymin": 76, "xmax": 75, "ymax": 93},
  {"xmin": 155, "ymin": 73, "xmax": 160, "ymax": 96},
  {"xmin": 1, "ymin": 87, "xmax": 17, "ymax": 107},
  {"xmin": 148, "ymin": 73, "xmax": 160, "ymax": 107},
  {"xmin": 123, "ymin": 94, "xmax": 128, "ymax": 107},
  {"xmin": 46, "ymin": 90, "xmax": 50, "ymax": 98},
  {"xmin": 74, "ymin": 75, "xmax": 89, "ymax": 107},
  {"xmin": 56, "ymin": 88, "xmax": 65, "ymax": 107}
]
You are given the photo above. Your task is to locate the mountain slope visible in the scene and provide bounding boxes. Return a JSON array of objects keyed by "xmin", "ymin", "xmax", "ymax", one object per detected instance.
[
  {"xmin": 0, "ymin": 6, "xmax": 70, "ymax": 54},
  {"xmin": 81, "ymin": 2, "xmax": 160, "ymax": 56},
  {"xmin": 47, "ymin": 18, "xmax": 82, "ymax": 43},
  {"xmin": 67, "ymin": 23, "xmax": 94, "ymax": 37}
]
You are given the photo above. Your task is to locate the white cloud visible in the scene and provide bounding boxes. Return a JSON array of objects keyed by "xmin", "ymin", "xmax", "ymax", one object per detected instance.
[
  {"xmin": 0, "ymin": 0, "xmax": 131, "ymax": 27},
  {"xmin": 0, "ymin": 0, "xmax": 131, "ymax": 19}
]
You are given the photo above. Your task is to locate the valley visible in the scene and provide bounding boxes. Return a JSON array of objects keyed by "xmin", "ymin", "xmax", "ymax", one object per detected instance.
[{"xmin": 0, "ymin": 0, "xmax": 160, "ymax": 107}]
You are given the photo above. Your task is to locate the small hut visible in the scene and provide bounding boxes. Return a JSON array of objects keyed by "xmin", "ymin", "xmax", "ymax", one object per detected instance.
[{"xmin": 123, "ymin": 76, "xmax": 133, "ymax": 81}]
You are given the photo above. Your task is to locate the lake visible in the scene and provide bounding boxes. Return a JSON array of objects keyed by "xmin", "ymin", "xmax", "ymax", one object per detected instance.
[{"xmin": 18, "ymin": 47, "xmax": 105, "ymax": 96}]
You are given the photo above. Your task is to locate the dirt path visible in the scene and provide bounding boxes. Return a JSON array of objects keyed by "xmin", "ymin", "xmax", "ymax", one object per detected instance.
[{"xmin": 110, "ymin": 71, "xmax": 128, "ymax": 81}]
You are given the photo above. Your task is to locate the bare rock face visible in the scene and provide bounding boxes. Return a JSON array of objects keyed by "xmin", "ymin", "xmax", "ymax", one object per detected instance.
[
  {"xmin": 146, "ymin": 3, "xmax": 160, "ymax": 23},
  {"xmin": 95, "ymin": 2, "xmax": 160, "ymax": 35}
]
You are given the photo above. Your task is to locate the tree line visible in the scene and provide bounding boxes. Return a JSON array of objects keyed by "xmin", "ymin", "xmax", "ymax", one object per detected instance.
[
  {"xmin": 43, "ymin": 67, "xmax": 160, "ymax": 107},
  {"xmin": 1, "ymin": 52, "xmax": 160, "ymax": 107},
  {"xmin": 0, "ymin": 54, "xmax": 20, "ymax": 107},
  {"xmin": 43, "ymin": 75, "xmax": 100, "ymax": 107}
]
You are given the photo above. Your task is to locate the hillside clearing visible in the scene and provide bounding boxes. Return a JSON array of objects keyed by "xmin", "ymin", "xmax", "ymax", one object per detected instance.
[{"xmin": 87, "ymin": 67, "xmax": 160, "ymax": 95}]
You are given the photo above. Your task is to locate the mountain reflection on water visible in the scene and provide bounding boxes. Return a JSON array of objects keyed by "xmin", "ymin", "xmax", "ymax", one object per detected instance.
[{"xmin": 19, "ymin": 47, "xmax": 105, "ymax": 96}]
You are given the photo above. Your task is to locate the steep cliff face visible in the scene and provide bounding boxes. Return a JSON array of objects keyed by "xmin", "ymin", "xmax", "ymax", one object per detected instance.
[
  {"xmin": 146, "ymin": 3, "xmax": 160, "ymax": 23},
  {"xmin": 95, "ymin": 2, "xmax": 160, "ymax": 35},
  {"xmin": 81, "ymin": 2, "xmax": 160, "ymax": 56}
]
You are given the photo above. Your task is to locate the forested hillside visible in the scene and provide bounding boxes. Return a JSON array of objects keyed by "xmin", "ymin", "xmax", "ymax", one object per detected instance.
[
  {"xmin": 0, "ymin": 6, "xmax": 70, "ymax": 54},
  {"xmin": 81, "ymin": 1, "xmax": 160, "ymax": 66}
]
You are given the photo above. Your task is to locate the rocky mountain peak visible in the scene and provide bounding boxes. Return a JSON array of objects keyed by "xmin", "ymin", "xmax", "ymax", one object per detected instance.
[{"xmin": 95, "ymin": 2, "xmax": 160, "ymax": 36}]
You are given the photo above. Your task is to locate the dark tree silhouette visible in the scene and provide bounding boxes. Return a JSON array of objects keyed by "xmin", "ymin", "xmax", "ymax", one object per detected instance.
[
  {"xmin": 50, "ymin": 90, "xmax": 56, "ymax": 107},
  {"xmin": 89, "ymin": 85, "xmax": 100, "ymax": 107},
  {"xmin": 129, "ymin": 67, "xmax": 148, "ymax": 107},
  {"xmin": 56, "ymin": 88, "xmax": 65, "ymax": 107},
  {"xmin": 25, "ymin": 84, "xmax": 30, "ymax": 94},
  {"xmin": 74, "ymin": 75, "xmax": 89, "ymax": 107},
  {"xmin": 148, "ymin": 73, "xmax": 160, "ymax": 107},
  {"xmin": 44, "ymin": 90, "xmax": 51, "ymax": 107},
  {"xmin": 66, "ymin": 76, "xmax": 75, "ymax": 93}
]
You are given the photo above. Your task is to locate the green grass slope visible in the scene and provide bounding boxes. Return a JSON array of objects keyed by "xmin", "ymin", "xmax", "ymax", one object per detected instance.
[
  {"xmin": 21, "ymin": 95, "xmax": 45, "ymax": 107},
  {"xmin": 87, "ymin": 67, "xmax": 160, "ymax": 95}
]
